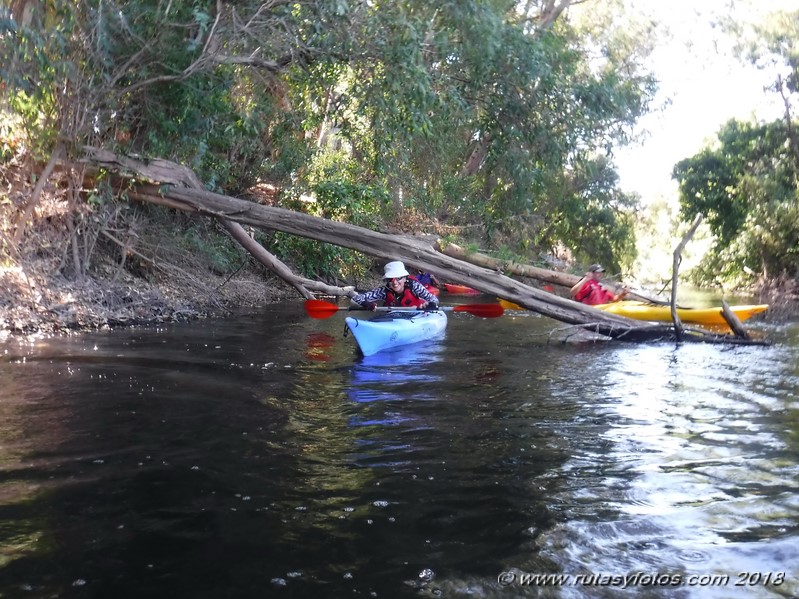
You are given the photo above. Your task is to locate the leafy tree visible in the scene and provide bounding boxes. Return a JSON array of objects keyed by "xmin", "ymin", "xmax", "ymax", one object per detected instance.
[
  {"xmin": 673, "ymin": 119, "xmax": 798, "ymax": 283},
  {"xmin": 308, "ymin": 0, "xmax": 656, "ymax": 263},
  {"xmin": 2, "ymin": 0, "xmax": 659, "ymax": 277},
  {"xmin": 738, "ymin": 9, "xmax": 799, "ymax": 170}
]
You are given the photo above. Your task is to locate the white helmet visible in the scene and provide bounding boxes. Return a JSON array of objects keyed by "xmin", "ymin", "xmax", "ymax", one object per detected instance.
[{"xmin": 383, "ymin": 261, "xmax": 410, "ymax": 279}]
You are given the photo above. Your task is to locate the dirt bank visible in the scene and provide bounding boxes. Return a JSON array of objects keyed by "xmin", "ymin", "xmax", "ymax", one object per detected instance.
[
  {"xmin": 0, "ymin": 256, "xmax": 294, "ymax": 340},
  {"xmin": 0, "ymin": 153, "xmax": 306, "ymax": 340}
]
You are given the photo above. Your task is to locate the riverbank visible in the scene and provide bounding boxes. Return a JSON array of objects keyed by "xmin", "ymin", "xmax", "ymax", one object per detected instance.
[
  {"xmin": 1, "ymin": 165, "xmax": 296, "ymax": 340},
  {"xmin": 0, "ymin": 256, "xmax": 291, "ymax": 340},
  {"xmin": 3, "ymin": 252, "xmax": 795, "ymax": 343}
]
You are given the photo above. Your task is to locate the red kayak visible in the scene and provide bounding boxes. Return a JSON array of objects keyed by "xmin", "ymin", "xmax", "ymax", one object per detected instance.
[{"xmin": 443, "ymin": 283, "xmax": 481, "ymax": 295}]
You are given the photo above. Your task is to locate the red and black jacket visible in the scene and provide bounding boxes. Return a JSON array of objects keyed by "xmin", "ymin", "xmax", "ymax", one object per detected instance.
[{"xmin": 385, "ymin": 281, "xmax": 427, "ymax": 308}]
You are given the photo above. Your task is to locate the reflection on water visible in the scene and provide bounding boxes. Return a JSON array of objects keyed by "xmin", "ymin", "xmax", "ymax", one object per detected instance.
[
  {"xmin": 535, "ymin": 341, "xmax": 799, "ymax": 599},
  {"xmin": 0, "ymin": 304, "xmax": 796, "ymax": 598}
]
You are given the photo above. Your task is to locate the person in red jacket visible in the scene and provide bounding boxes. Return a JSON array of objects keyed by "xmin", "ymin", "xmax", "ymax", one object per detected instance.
[{"xmin": 570, "ymin": 264, "xmax": 628, "ymax": 306}]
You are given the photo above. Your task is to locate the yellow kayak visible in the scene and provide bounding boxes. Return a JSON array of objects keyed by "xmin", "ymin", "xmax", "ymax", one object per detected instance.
[{"xmin": 595, "ymin": 301, "xmax": 769, "ymax": 325}]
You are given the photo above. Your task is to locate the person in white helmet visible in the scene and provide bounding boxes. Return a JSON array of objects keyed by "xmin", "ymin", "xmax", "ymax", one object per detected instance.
[{"xmin": 351, "ymin": 261, "xmax": 440, "ymax": 310}]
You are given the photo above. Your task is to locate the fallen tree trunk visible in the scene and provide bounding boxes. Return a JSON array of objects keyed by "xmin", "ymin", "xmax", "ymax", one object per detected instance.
[
  {"xmin": 438, "ymin": 242, "xmax": 666, "ymax": 304},
  {"xmin": 220, "ymin": 220, "xmax": 314, "ymax": 299},
  {"xmin": 221, "ymin": 220, "xmax": 356, "ymax": 300},
  {"xmin": 103, "ymin": 172, "xmax": 359, "ymax": 301},
  {"xmin": 123, "ymin": 182, "xmax": 759, "ymax": 343},
  {"xmin": 77, "ymin": 148, "xmax": 766, "ymax": 344}
]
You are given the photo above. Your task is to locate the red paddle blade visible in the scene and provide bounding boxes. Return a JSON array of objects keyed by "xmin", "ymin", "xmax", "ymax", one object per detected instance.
[
  {"xmin": 453, "ymin": 303, "xmax": 504, "ymax": 318},
  {"xmin": 304, "ymin": 299, "xmax": 341, "ymax": 319}
]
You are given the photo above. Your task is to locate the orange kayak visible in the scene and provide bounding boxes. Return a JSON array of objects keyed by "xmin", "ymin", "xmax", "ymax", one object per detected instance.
[{"xmin": 444, "ymin": 283, "xmax": 481, "ymax": 295}]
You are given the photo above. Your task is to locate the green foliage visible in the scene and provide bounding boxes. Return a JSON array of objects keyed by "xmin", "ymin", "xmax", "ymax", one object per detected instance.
[
  {"xmin": 178, "ymin": 224, "xmax": 244, "ymax": 275},
  {"xmin": 740, "ymin": 9, "xmax": 799, "ymax": 95},
  {"xmin": 281, "ymin": 145, "xmax": 392, "ymax": 227},
  {"xmin": 0, "ymin": 5, "xmax": 74, "ymax": 157},
  {"xmin": 266, "ymin": 141, "xmax": 390, "ymax": 279},
  {"xmin": 673, "ymin": 118, "xmax": 799, "ymax": 283},
  {"xmin": 3, "ymin": 0, "xmax": 659, "ymax": 278},
  {"xmin": 527, "ymin": 154, "xmax": 639, "ymax": 271},
  {"xmin": 684, "ymin": 6, "xmax": 799, "ymax": 286},
  {"xmin": 296, "ymin": 0, "xmax": 654, "ymax": 262},
  {"xmin": 672, "ymin": 147, "xmax": 744, "ymax": 246},
  {"xmin": 2, "ymin": 0, "xmax": 309, "ymax": 191},
  {"xmin": 269, "ymin": 232, "xmax": 370, "ymax": 282},
  {"xmin": 311, "ymin": 179, "xmax": 389, "ymax": 227},
  {"xmin": 270, "ymin": 175, "xmax": 388, "ymax": 279}
]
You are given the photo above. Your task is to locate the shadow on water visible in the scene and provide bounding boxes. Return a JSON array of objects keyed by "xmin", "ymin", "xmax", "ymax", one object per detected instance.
[{"xmin": 0, "ymin": 303, "xmax": 796, "ymax": 598}]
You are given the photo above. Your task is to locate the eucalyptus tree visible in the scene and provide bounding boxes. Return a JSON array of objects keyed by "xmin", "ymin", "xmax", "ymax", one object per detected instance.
[
  {"xmin": 738, "ymin": 8, "xmax": 799, "ymax": 171},
  {"xmin": 2, "ymin": 0, "xmax": 363, "ymax": 190},
  {"xmin": 302, "ymin": 0, "xmax": 657, "ymax": 265}
]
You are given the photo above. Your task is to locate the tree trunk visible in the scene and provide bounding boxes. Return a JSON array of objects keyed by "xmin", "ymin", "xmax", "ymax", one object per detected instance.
[
  {"xmin": 220, "ymin": 220, "xmax": 314, "ymax": 299},
  {"xmin": 125, "ymin": 181, "xmax": 750, "ymax": 343},
  {"xmin": 14, "ymin": 143, "xmax": 64, "ymax": 246},
  {"xmin": 438, "ymin": 242, "xmax": 666, "ymax": 304},
  {"xmin": 459, "ymin": 134, "xmax": 491, "ymax": 177}
]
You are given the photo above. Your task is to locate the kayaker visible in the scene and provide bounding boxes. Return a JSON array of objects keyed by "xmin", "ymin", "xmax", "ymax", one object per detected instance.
[
  {"xmin": 351, "ymin": 261, "xmax": 440, "ymax": 310},
  {"xmin": 410, "ymin": 270, "xmax": 441, "ymax": 290},
  {"xmin": 570, "ymin": 264, "xmax": 629, "ymax": 306},
  {"xmin": 410, "ymin": 270, "xmax": 441, "ymax": 296}
]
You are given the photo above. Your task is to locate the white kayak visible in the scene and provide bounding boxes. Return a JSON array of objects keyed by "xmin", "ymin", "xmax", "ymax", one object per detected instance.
[{"xmin": 344, "ymin": 309, "xmax": 448, "ymax": 356}]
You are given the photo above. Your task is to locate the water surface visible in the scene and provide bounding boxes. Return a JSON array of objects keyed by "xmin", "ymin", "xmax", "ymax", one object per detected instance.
[{"xmin": 0, "ymin": 303, "xmax": 796, "ymax": 598}]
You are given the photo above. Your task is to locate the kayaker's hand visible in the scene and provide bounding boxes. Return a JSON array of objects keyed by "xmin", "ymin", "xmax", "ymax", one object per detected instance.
[
  {"xmin": 418, "ymin": 301, "xmax": 429, "ymax": 309},
  {"xmin": 366, "ymin": 302, "xmax": 377, "ymax": 311}
]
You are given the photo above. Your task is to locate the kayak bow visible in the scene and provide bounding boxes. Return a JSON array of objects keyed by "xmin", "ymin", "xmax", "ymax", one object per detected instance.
[
  {"xmin": 443, "ymin": 283, "xmax": 481, "ymax": 295},
  {"xmin": 345, "ymin": 310, "xmax": 448, "ymax": 356}
]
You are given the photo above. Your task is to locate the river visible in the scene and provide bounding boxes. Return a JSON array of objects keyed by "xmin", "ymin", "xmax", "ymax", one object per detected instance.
[{"xmin": 0, "ymin": 301, "xmax": 797, "ymax": 598}]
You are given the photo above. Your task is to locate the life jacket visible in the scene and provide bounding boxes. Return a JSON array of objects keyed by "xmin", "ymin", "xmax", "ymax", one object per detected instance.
[
  {"xmin": 574, "ymin": 278, "xmax": 615, "ymax": 306},
  {"xmin": 385, "ymin": 281, "xmax": 426, "ymax": 307}
]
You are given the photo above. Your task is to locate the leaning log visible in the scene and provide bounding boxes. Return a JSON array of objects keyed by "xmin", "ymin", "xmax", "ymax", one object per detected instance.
[
  {"xmin": 438, "ymin": 242, "xmax": 666, "ymax": 304},
  {"xmin": 92, "ymin": 165, "xmax": 358, "ymax": 300},
  {"xmin": 220, "ymin": 220, "xmax": 314, "ymax": 299},
  {"xmin": 721, "ymin": 300, "xmax": 752, "ymax": 340}
]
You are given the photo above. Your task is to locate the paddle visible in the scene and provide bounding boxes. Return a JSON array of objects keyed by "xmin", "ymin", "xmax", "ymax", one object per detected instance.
[{"xmin": 304, "ymin": 299, "xmax": 504, "ymax": 319}]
